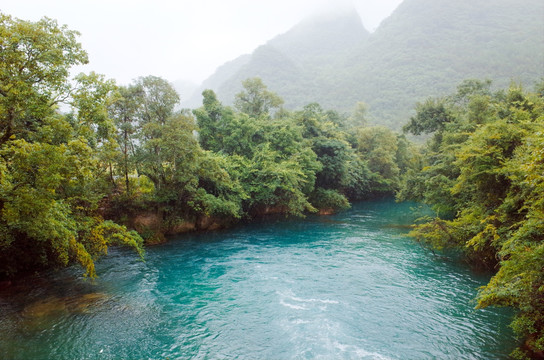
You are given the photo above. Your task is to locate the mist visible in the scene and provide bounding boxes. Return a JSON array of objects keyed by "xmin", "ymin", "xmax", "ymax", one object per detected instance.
[{"xmin": 2, "ymin": 0, "xmax": 402, "ymax": 85}]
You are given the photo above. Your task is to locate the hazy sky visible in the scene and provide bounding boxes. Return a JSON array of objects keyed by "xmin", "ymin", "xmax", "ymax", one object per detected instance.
[{"xmin": 2, "ymin": 0, "xmax": 403, "ymax": 85}]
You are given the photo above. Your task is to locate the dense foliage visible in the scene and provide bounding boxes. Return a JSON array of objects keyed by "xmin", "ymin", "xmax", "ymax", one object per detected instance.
[
  {"xmin": 194, "ymin": 80, "xmax": 422, "ymax": 216},
  {"xmin": 399, "ymin": 80, "xmax": 544, "ymax": 359},
  {"xmin": 0, "ymin": 13, "xmax": 416, "ymax": 279},
  {"xmin": 0, "ymin": 13, "xmax": 144, "ymax": 278}
]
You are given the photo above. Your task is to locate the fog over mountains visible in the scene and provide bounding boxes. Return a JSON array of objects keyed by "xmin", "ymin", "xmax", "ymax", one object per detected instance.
[{"xmin": 181, "ymin": 0, "xmax": 544, "ymax": 128}]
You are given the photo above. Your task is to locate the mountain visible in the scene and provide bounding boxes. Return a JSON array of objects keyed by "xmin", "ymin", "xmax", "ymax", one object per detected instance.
[
  {"xmin": 185, "ymin": 0, "xmax": 544, "ymax": 128},
  {"xmin": 338, "ymin": 0, "xmax": 544, "ymax": 125},
  {"xmin": 184, "ymin": 8, "xmax": 368, "ymax": 109}
]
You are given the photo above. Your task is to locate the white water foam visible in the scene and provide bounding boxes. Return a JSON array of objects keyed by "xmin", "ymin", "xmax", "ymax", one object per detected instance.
[
  {"xmin": 290, "ymin": 295, "xmax": 339, "ymax": 304},
  {"xmin": 279, "ymin": 299, "xmax": 308, "ymax": 310},
  {"xmin": 334, "ymin": 341, "xmax": 394, "ymax": 360},
  {"xmin": 277, "ymin": 290, "xmax": 339, "ymax": 309}
]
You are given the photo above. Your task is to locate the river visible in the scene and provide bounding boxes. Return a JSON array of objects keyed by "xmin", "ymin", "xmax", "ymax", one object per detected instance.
[{"xmin": 0, "ymin": 200, "xmax": 516, "ymax": 359}]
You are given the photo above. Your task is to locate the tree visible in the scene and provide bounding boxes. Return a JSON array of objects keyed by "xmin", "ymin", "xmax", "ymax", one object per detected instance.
[
  {"xmin": 131, "ymin": 76, "xmax": 180, "ymax": 193},
  {"xmin": 193, "ymin": 89, "xmax": 234, "ymax": 152},
  {"xmin": 144, "ymin": 113, "xmax": 201, "ymax": 208},
  {"xmin": 135, "ymin": 75, "xmax": 179, "ymax": 127},
  {"xmin": 452, "ymin": 79, "xmax": 492, "ymax": 106},
  {"xmin": 232, "ymin": 144, "xmax": 320, "ymax": 217},
  {"xmin": 403, "ymin": 98, "xmax": 456, "ymax": 136},
  {"xmin": 194, "ymin": 88, "xmax": 324, "ymax": 216},
  {"xmin": 294, "ymin": 103, "xmax": 351, "ymax": 188},
  {"xmin": 401, "ymin": 82, "xmax": 544, "ymax": 359},
  {"xmin": 313, "ymin": 137, "xmax": 351, "ymax": 189},
  {"xmin": 0, "ymin": 14, "xmax": 143, "ymax": 279},
  {"xmin": 156, "ymin": 115, "xmax": 244, "ymax": 221},
  {"xmin": 0, "ymin": 116, "xmax": 144, "ymax": 279},
  {"xmin": 110, "ymin": 78, "xmax": 246, "ymax": 225},
  {"xmin": 356, "ymin": 126, "xmax": 402, "ymax": 195},
  {"xmin": 108, "ymin": 84, "xmax": 144, "ymax": 194},
  {"xmin": 478, "ymin": 130, "xmax": 544, "ymax": 359},
  {"xmin": 69, "ymin": 72, "xmax": 119, "ymax": 189},
  {"xmin": 234, "ymin": 77, "xmax": 284, "ymax": 118},
  {"xmin": 0, "ymin": 13, "xmax": 88, "ymax": 144}
]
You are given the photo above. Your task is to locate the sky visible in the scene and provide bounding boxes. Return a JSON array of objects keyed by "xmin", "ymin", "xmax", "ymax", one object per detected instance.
[{"xmin": 1, "ymin": 0, "xmax": 403, "ymax": 86}]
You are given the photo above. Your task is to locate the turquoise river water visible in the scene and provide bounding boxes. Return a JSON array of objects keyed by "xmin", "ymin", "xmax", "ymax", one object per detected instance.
[{"xmin": 0, "ymin": 201, "xmax": 516, "ymax": 359}]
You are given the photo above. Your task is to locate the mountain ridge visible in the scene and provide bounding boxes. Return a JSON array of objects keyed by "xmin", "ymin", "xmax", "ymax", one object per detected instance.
[
  {"xmin": 184, "ymin": 7, "xmax": 368, "ymax": 109},
  {"xmin": 184, "ymin": 0, "xmax": 544, "ymax": 128}
]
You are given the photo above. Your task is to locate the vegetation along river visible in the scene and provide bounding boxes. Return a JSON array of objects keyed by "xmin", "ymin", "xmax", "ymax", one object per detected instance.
[{"xmin": 0, "ymin": 200, "xmax": 516, "ymax": 359}]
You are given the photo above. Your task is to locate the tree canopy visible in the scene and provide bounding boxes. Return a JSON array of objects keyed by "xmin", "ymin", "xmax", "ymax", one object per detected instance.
[
  {"xmin": 233, "ymin": 77, "xmax": 284, "ymax": 118},
  {"xmin": 399, "ymin": 80, "xmax": 544, "ymax": 359},
  {"xmin": 0, "ymin": 13, "xmax": 143, "ymax": 278}
]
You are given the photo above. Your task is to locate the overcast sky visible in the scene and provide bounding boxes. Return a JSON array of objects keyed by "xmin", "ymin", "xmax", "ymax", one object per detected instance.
[{"xmin": 2, "ymin": 0, "xmax": 403, "ymax": 85}]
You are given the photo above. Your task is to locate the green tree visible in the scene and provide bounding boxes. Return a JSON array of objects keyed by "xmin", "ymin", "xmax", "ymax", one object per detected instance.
[
  {"xmin": 0, "ymin": 13, "xmax": 88, "ymax": 144},
  {"xmin": 132, "ymin": 76, "xmax": 180, "ymax": 193},
  {"xmin": 108, "ymin": 84, "xmax": 144, "ymax": 194},
  {"xmin": 136, "ymin": 75, "xmax": 179, "ymax": 126},
  {"xmin": 0, "ymin": 14, "xmax": 143, "ymax": 279},
  {"xmin": 295, "ymin": 103, "xmax": 351, "ymax": 188},
  {"xmin": 476, "ymin": 130, "xmax": 544, "ymax": 359},
  {"xmin": 232, "ymin": 144, "xmax": 320, "ymax": 217},
  {"xmin": 193, "ymin": 89, "xmax": 235, "ymax": 152},
  {"xmin": 402, "ymin": 98, "xmax": 456, "ymax": 138},
  {"xmin": 111, "ymin": 79, "xmax": 245, "ymax": 227},
  {"xmin": 234, "ymin": 77, "xmax": 284, "ymax": 118},
  {"xmin": 0, "ymin": 116, "xmax": 144, "ymax": 279},
  {"xmin": 357, "ymin": 126, "xmax": 400, "ymax": 188},
  {"xmin": 195, "ymin": 88, "xmax": 324, "ymax": 216},
  {"xmin": 192, "ymin": 151, "xmax": 246, "ymax": 220},
  {"xmin": 402, "ymin": 82, "xmax": 544, "ymax": 358},
  {"xmin": 224, "ymin": 114, "xmax": 321, "ymax": 216},
  {"xmin": 292, "ymin": 103, "xmax": 359, "ymax": 209},
  {"xmin": 69, "ymin": 72, "xmax": 119, "ymax": 189},
  {"xmin": 452, "ymin": 79, "xmax": 493, "ymax": 106}
]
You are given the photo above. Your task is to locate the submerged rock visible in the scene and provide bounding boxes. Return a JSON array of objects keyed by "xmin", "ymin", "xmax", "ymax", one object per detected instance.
[
  {"xmin": 21, "ymin": 292, "xmax": 109, "ymax": 319},
  {"xmin": 318, "ymin": 208, "xmax": 335, "ymax": 215},
  {"xmin": 21, "ymin": 297, "xmax": 67, "ymax": 319},
  {"xmin": 65, "ymin": 292, "xmax": 109, "ymax": 314}
]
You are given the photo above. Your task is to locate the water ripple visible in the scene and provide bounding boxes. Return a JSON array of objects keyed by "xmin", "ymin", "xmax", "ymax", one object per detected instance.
[{"xmin": 0, "ymin": 201, "xmax": 516, "ymax": 359}]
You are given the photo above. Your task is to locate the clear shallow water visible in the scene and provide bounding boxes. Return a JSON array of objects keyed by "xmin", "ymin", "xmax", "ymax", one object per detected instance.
[{"xmin": 0, "ymin": 200, "xmax": 516, "ymax": 359}]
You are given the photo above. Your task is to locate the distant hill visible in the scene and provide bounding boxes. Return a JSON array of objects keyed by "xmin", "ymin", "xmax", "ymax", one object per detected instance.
[
  {"xmin": 184, "ymin": 0, "xmax": 544, "ymax": 128},
  {"xmin": 339, "ymin": 0, "xmax": 544, "ymax": 126},
  {"xmin": 184, "ymin": 9, "xmax": 368, "ymax": 109}
]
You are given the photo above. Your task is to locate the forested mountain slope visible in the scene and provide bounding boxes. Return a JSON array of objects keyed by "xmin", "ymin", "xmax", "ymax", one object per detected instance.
[
  {"xmin": 185, "ymin": 9, "xmax": 368, "ymax": 109},
  {"xmin": 339, "ymin": 0, "xmax": 544, "ymax": 126},
  {"xmin": 185, "ymin": 0, "xmax": 544, "ymax": 128}
]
